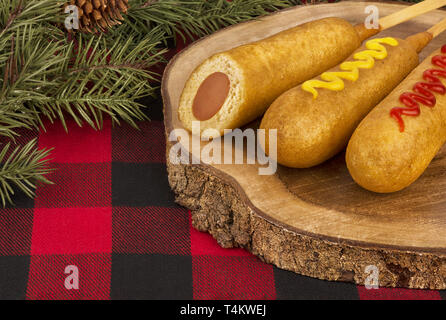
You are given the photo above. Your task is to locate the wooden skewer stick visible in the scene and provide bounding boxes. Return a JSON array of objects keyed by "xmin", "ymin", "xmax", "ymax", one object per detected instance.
[
  {"xmin": 355, "ymin": 0, "xmax": 446, "ymax": 41},
  {"xmin": 406, "ymin": 16, "xmax": 446, "ymax": 53},
  {"xmin": 427, "ymin": 16, "xmax": 446, "ymax": 37},
  {"xmin": 379, "ymin": 0, "xmax": 446, "ymax": 30}
]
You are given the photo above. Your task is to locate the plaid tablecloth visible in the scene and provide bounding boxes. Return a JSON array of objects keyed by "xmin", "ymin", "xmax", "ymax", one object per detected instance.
[{"xmin": 0, "ymin": 30, "xmax": 445, "ymax": 301}]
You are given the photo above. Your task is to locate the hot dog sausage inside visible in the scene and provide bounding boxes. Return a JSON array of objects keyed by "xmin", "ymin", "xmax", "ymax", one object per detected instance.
[{"xmin": 192, "ymin": 72, "xmax": 230, "ymax": 121}]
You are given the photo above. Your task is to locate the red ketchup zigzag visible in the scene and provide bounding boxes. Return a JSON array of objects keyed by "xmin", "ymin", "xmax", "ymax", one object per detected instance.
[{"xmin": 390, "ymin": 45, "xmax": 446, "ymax": 132}]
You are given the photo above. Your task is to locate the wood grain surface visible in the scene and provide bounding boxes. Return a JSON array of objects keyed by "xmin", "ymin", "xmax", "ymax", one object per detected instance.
[{"xmin": 163, "ymin": 1, "xmax": 446, "ymax": 289}]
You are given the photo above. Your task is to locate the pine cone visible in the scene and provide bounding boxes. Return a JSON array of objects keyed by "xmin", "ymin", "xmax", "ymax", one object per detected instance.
[{"xmin": 65, "ymin": 0, "xmax": 129, "ymax": 33}]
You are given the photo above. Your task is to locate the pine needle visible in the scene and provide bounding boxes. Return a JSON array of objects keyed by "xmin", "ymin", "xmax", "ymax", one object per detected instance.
[
  {"xmin": 118, "ymin": 0, "xmax": 304, "ymax": 42},
  {"xmin": 0, "ymin": 139, "xmax": 53, "ymax": 207}
]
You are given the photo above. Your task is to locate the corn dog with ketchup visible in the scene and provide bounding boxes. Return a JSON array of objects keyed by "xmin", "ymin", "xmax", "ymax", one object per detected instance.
[
  {"xmin": 178, "ymin": 0, "xmax": 446, "ymax": 137},
  {"xmin": 260, "ymin": 18, "xmax": 446, "ymax": 168},
  {"xmin": 346, "ymin": 42, "xmax": 446, "ymax": 193}
]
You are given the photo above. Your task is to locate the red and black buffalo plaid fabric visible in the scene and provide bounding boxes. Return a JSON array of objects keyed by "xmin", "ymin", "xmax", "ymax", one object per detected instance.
[{"xmin": 0, "ymin": 33, "xmax": 445, "ymax": 301}]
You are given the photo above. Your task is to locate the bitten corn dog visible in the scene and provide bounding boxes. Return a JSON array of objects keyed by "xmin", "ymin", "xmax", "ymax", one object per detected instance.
[
  {"xmin": 346, "ymin": 45, "xmax": 446, "ymax": 193},
  {"xmin": 178, "ymin": 0, "xmax": 446, "ymax": 137},
  {"xmin": 259, "ymin": 31, "xmax": 432, "ymax": 168}
]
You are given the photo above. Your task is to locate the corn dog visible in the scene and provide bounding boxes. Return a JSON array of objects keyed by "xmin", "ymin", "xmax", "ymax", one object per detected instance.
[
  {"xmin": 259, "ymin": 32, "xmax": 431, "ymax": 168},
  {"xmin": 178, "ymin": 1, "xmax": 446, "ymax": 137},
  {"xmin": 179, "ymin": 18, "xmax": 364, "ymax": 137},
  {"xmin": 346, "ymin": 45, "xmax": 446, "ymax": 193}
]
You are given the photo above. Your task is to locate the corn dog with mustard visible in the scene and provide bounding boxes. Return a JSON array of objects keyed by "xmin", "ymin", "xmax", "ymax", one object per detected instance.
[
  {"xmin": 346, "ymin": 45, "xmax": 446, "ymax": 193},
  {"xmin": 259, "ymin": 32, "xmax": 433, "ymax": 168},
  {"xmin": 260, "ymin": 15, "xmax": 446, "ymax": 168},
  {"xmin": 178, "ymin": 0, "xmax": 446, "ymax": 137}
]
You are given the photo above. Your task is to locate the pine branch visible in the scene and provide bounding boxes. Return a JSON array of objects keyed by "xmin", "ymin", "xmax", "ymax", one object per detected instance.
[
  {"xmin": 0, "ymin": 1, "xmax": 68, "ymax": 137},
  {"xmin": 0, "ymin": 139, "xmax": 53, "ymax": 207},
  {"xmin": 0, "ymin": 0, "xmax": 63, "ymax": 37},
  {"xmin": 182, "ymin": 0, "xmax": 303, "ymax": 38},
  {"xmin": 116, "ymin": 0, "xmax": 302, "ymax": 42},
  {"xmin": 0, "ymin": 1, "xmax": 166, "ymax": 132},
  {"xmin": 33, "ymin": 26, "xmax": 166, "ymax": 130},
  {"xmin": 0, "ymin": 24, "xmax": 68, "ymax": 138},
  {"xmin": 0, "ymin": 0, "xmax": 65, "ymax": 204}
]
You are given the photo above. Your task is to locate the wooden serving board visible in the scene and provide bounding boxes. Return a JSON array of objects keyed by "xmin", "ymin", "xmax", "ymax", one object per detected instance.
[{"xmin": 162, "ymin": 1, "xmax": 446, "ymax": 289}]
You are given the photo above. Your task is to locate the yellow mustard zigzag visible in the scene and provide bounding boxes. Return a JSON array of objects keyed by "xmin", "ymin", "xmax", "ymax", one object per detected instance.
[{"xmin": 302, "ymin": 37, "xmax": 399, "ymax": 99}]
